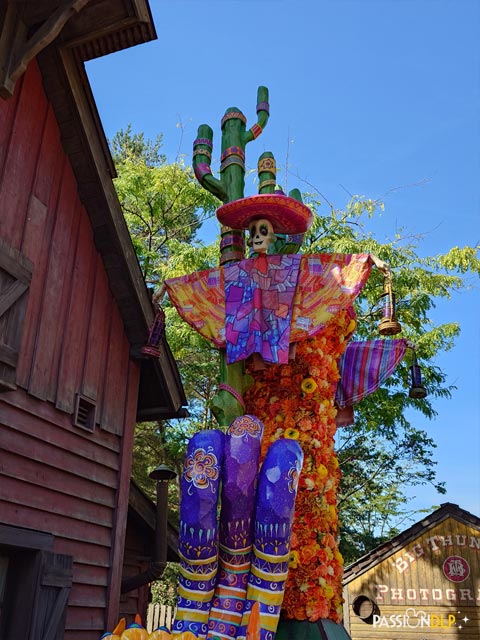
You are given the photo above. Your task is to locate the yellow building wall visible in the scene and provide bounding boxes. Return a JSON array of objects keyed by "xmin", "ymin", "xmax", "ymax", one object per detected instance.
[{"xmin": 344, "ymin": 517, "xmax": 480, "ymax": 639}]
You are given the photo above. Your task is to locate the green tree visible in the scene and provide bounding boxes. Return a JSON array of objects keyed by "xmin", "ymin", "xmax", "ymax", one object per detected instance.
[{"xmin": 111, "ymin": 126, "xmax": 219, "ymax": 287}]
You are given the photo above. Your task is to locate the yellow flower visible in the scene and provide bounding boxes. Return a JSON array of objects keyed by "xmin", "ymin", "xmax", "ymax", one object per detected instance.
[
  {"xmin": 301, "ymin": 377, "xmax": 318, "ymax": 394},
  {"xmin": 289, "ymin": 550, "xmax": 299, "ymax": 568},
  {"xmin": 284, "ymin": 428, "xmax": 300, "ymax": 440},
  {"xmin": 346, "ymin": 318, "xmax": 356, "ymax": 334},
  {"xmin": 324, "ymin": 584, "xmax": 334, "ymax": 599},
  {"xmin": 317, "ymin": 464, "xmax": 328, "ymax": 479}
]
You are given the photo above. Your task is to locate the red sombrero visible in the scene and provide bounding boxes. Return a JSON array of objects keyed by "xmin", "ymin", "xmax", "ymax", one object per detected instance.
[{"xmin": 216, "ymin": 194, "xmax": 313, "ymax": 235}]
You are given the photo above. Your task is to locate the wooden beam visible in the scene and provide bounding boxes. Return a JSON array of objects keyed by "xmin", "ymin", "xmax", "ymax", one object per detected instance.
[
  {"xmin": 0, "ymin": 523, "xmax": 54, "ymax": 550},
  {"xmin": 0, "ymin": 0, "xmax": 91, "ymax": 99}
]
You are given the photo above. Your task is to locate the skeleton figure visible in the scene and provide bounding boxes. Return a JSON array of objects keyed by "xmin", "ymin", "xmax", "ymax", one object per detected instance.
[{"xmin": 247, "ymin": 218, "xmax": 276, "ymax": 254}]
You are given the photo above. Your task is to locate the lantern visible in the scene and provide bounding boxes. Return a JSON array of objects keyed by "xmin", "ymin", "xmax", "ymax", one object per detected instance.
[
  {"xmin": 142, "ymin": 306, "xmax": 166, "ymax": 358},
  {"xmin": 409, "ymin": 351, "xmax": 427, "ymax": 399},
  {"xmin": 378, "ymin": 273, "xmax": 402, "ymax": 336}
]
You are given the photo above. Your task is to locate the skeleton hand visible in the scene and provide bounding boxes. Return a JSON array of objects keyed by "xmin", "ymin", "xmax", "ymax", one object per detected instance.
[
  {"xmin": 152, "ymin": 284, "xmax": 166, "ymax": 306},
  {"xmin": 371, "ymin": 255, "xmax": 391, "ymax": 276}
]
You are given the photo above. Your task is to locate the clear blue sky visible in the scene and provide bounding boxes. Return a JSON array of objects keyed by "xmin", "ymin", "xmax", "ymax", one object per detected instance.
[{"xmin": 86, "ymin": 0, "xmax": 480, "ymax": 520}]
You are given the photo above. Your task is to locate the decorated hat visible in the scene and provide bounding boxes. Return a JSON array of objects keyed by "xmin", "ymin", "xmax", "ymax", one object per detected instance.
[{"xmin": 216, "ymin": 193, "xmax": 313, "ymax": 235}]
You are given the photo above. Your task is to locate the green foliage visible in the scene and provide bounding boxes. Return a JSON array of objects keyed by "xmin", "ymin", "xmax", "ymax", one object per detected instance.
[
  {"xmin": 150, "ymin": 562, "xmax": 181, "ymax": 608},
  {"xmin": 111, "ymin": 126, "xmax": 220, "ymax": 288},
  {"xmin": 111, "ymin": 125, "xmax": 165, "ymax": 167}
]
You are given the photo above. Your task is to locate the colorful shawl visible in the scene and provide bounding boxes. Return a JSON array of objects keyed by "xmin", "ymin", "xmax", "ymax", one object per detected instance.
[{"xmin": 165, "ymin": 253, "xmax": 373, "ymax": 365}]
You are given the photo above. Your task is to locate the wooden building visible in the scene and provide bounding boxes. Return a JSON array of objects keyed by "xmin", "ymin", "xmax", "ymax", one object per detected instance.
[
  {"xmin": 0, "ymin": 2, "xmax": 186, "ymax": 638},
  {"xmin": 343, "ymin": 503, "xmax": 480, "ymax": 639}
]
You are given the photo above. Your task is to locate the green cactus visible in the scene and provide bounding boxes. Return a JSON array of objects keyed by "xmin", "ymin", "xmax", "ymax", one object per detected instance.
[{"xmin": 193, "ymin": 87, "xmax": 269, "ymax": 427}]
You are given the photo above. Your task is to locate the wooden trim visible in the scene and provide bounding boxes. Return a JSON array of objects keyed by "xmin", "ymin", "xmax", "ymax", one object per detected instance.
[
  {"xmin": 0, "ymin": 279, "xmax": 28, "ymax": 317},
  {"xmin": 0, "ymin": 238, "xmax": 33, "ymax": 390},
  {"xmin": 0, "ymin": 523, "xmax": 53, "ymax": 551},
  {"xmin": 0, "ymin": 343, "xmax": 17, "ymax": 367},
  {"xmin": 0, "ymin": 237, "xmax": 33, "ymax": 283},
  {"xmin": 0, "ymin": 4, "xmax": 25, "ymax": 98},
  {"xmin": 105, "ymin": 359, "xmax": 140, "ymax": 630}
]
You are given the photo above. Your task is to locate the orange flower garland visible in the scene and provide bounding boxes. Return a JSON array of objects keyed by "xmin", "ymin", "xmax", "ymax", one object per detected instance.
[{"xmin": 244, "ymin": 309, "xmax": 353, "ymax": 624}]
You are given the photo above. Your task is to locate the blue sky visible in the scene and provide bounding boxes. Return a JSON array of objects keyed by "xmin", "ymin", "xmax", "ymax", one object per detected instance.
[{"xmin": 86, "ymin": 0, "xmax": 480, "ymax": 520}]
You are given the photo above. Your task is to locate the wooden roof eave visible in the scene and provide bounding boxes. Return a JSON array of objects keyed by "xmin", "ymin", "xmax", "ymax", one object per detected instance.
[
  {"xmin": 10, "ymin": 0, "xmax": 187, "ymax": 420},
  {"xmin": 0, "ymin": 0, "xmax": 157, "ymax": 99},
  {"xmin": 343, "ymin": 502, "xmax": 480, "ymax": 584}
]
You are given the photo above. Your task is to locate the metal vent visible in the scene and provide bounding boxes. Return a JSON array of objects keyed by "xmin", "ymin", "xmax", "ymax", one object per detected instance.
[{"xmin": 73, "ymin": 394, "xmax": 96, "ymax": 432}]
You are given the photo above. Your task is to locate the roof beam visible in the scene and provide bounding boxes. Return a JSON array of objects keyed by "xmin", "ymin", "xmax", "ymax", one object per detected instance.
[{"xmin": 0, "ymin": 0, "xmax": 90, "ymax": 98}]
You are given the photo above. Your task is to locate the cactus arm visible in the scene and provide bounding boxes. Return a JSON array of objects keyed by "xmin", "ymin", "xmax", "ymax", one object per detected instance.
[
  {"xmin": 243, "ymin": 86, "xmax": 270, "ymax": 144},
  {"xmin": 193, "ymin": 124, "xmax": 229, "ymax": 202},
  {"xmin": 257, "ymin": 151, "xmax": 277, "ymax": 195}
]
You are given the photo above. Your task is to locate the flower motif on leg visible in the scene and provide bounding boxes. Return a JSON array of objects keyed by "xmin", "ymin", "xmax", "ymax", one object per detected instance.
[
  {"xmin": 228, "ymin": 414, "xmax": 263, "ymax": 440},
  {"xmin": 287, "ymin": 463, "xmax": 301, "ymax": 494},
  {"xmin": 184, "ymin": 447, "xmax": 220, "ymax": 493}
]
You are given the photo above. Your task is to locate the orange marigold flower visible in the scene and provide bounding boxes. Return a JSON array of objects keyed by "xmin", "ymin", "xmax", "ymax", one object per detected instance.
[
  {"xmin": 299, "ymin": 543, "xmax": 320, "ymax": 564},
  {"xmin": 306, "ymin": 596, "xmax": 329, "ymax": 621},
  {"xmin": 284, "ymin": 428, "xmax": 300, "ymax": 440},
  {"xmin": 284, "ymin": 415, "xmax": 296, "ymax": 429}
]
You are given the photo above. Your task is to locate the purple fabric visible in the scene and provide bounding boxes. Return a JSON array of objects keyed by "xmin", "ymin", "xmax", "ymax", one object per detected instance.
[
  {"xmin": 237, "ymin": 439, "xmax": 304, "ymax": 640},
  {"xmin": 220, "ymin": 416, "xmax": 264, "ymax": 531},
  {"xmin": 207, "ymin": 416, "xmax": 264, "ymax": 640},
  {"xmin": 224, "ymin": 254, "xmax": 302, "ymax": 365},
  {"xmin": 336, "ymin": 338, "xmax": 408, "ymax": 407},
  {"xmin": 175, "ymin": 430, "xmax": 224, "ymax": 639}
]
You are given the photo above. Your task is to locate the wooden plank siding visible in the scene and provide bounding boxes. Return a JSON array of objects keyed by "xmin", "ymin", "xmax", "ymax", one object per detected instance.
[
  {"xmin": 345, "ymin": 515, "xmax": 480, "ymax": 639},
  {"xmin": 0, "ymin": 59, "xmax": 142, "ymax": 638}
]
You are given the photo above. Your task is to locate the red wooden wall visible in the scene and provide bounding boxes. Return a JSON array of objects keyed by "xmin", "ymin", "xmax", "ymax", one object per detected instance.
[{"xmin": 0, "ymin": 60, "xmax": 140, "ymax": 638}]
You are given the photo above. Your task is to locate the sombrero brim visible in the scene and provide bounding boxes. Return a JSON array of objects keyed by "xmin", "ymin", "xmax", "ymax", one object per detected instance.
[{"xmin": 217, "ymin": 194, "xmax": 313, "ymax": 235}]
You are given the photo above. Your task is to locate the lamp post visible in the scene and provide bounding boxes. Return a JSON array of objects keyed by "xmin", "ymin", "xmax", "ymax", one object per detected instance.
[
  {"xmin": 149, "ymin": 464, "xmax": 177, "ymax": 565},
  {"xmin": 120, "ymin": 464, "xmax": 177, "ymax": 594}
]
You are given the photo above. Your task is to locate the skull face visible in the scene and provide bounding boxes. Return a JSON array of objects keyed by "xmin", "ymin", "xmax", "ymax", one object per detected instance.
[{"xmin": 248, "ymin": 218, "xmax": 276, "ymax": 254}]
